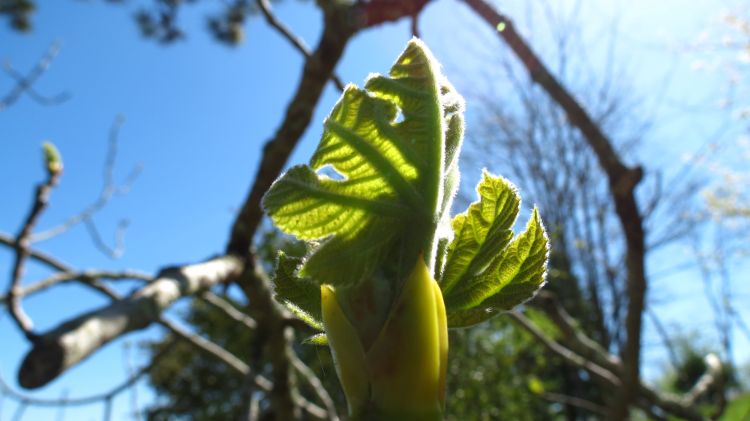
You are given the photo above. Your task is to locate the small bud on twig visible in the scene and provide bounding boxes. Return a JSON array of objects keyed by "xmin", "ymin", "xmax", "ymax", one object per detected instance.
[{"xmin": 41, "ymin": 141, "xmax": 63, "ymax": 176}]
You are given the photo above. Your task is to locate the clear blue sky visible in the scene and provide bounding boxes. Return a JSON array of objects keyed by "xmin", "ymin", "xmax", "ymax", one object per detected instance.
[{"xmin": 1, "ymin": 0, "xmax": 747, "ymax": 419}]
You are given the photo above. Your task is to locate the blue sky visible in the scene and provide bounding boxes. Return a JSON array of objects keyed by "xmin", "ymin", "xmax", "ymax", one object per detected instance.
[{"xmin": 1, "ymin": 0, "xmax": 748, "ymax": 419}]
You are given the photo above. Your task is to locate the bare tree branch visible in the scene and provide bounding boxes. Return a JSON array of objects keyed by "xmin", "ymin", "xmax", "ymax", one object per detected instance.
[
  {"xmin": 508, "ymin": 311, "xmax": 621, "ymax": 388},
  {"xmin": 534, "ymin": 291, "xmax": 621, "ymax": 374},
  {"xmin": 160, "ymin": 316, "xmax": 328, "ymax": 418},
  {"xmin": 5, "ymin": 155, "xmax": 62, "ymax": 339},
  {"xmin": 0, "ymin": 340, "xmax": 175, "ymax": 407},
  {"xmin": 462, "ymin": 1, "xmax": 648, "ymax": 417},
  {"xmin": 0, "ymin": 269, "xmax": 149, "ymax": 304},
  {"xmin": 158, "ymin": 317, "xmax": 254, "ymax": 381},
  {"xmin": 18, "ymin": 254, "xmax": 243, "ymax": 389},
  {"xmin": 509, "ymin": 310, "xmax": 708, "ymax": 421},
  {"xmin": 255, "ymin": 0, "xmax": 344, "ymax": 92},
  {"xmin": 291, "ymin": 354, "xmax": 339, "ymax": 421},
  {"xmin": 0, "ymin": 42, "xmax": 70, "ymax": 111},
  {"xmin": 0, "ymin": 232, "xmax": 71, "ymax": 273},
  {"xmin": 684, "ymin": 354, "xmax": 722, "ymax": 405},
  {"xmin": 201, "ymin": 290, "xmax": 257, "ymax": 329},
  {"xmin": 239, "ymin": 260, "xmax": 300, "ymax": 420},
  {"xmin": 226, "ymin": 4, "xmax": 357, "ymax": 255},
  {"xmin": 31, "ymin": 116, "xmax": 142, "ymax": 259},
  {"xmin": 357, "ymin": 0, "xmax": 430, "ymax": 28},
  {"xmin": 646, "ymin": 308, "xmax": 681, "ymax": 371}
]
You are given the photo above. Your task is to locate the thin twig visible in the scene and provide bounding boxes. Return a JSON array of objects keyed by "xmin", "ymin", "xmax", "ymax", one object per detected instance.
[
  {"xmin": 541, "ymin": 392, "xmax": 608, "ymax": 416},
  {"xmin": 158, "ymin": 317, "xmax": 273, "ymax": 391},
  {"xmin": 508, "ymin": 311, "xmax": 621, "ymax": 388},
  {"xmin": 255, "ymin": 0, "xmax": 344, "ymax": 92},
  {"xmin": 240, "ymin": 262, "xmax": 300, "ymax": 420},
  {"xmin": 510, "ymin": 310, "xmax": 708, "ymax": 420},
  {"xmin": 31, "ymin": 115, "xmax": 142, "ymax": 260},
  {"xmin": 6, "ymin": 159, "xmax": 62, "ymax": 339},
  {"xmin": 646, "ymin": 308, "xmax": 681, "ymax": 371},
  {"xmin": 226, "ymin": 5, "xmax": 356, "ymax": 255},
  {"xmin": 684, "ymin": 354, "xmax": 722, "ymax": 405},
  {"xmin": 0, "ymin": 232, "xmax": 71, "ymax": 272},
  {"xmin": 162, "ymin": 315, "xmax": 336, "ymax": 421},
  {"xmin": 0, "ymin": 269, "xmax": 151, "ymax": 305},
  {"xmin": 0, "ymin": 42, "xmax": 70, "ymax": 111},
  {"xmin": 291, "ymin": 354, "xmax": 339, "ymax": 421},
  {"xmin": 123, "ymin": 342, "xmax": 142, "ymax": 421},
  {"xmin": 201, "ymin": 291, "xmax": 257, "ymax": 329}
]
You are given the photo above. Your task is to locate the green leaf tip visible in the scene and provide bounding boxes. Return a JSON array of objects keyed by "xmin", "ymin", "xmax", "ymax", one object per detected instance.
[{"xmin": 42, "ymin": 141, "xmax": 63, "ymax": 175}]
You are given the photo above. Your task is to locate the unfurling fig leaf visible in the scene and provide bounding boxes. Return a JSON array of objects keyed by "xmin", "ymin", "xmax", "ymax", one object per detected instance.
[
  {"xmin": 444, "ymin": 205, "xmax": 549, "ymax": 328},
  {"xmin": 264, "ymin": 38, "xmax": 549, "ymax": 418},
  {"xmin": 263, "ymin": 39, "xmax": 455, "ymax": 287}
]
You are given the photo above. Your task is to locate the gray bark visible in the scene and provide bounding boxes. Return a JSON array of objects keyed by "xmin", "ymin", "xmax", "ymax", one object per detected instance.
[{"xmin": 18, "ymin": 254, "xmax": 243, "ymax": 389}]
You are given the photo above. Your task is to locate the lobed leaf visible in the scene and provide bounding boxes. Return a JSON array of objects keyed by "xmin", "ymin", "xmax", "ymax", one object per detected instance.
[
  {"xmin": 263, "ymin": 39, "xmax": 449, "ymax": 286},
  {"xmin": 441, "ymin": 171, "xmax": 521, "ymax": 293},
  {"xmin": 445, "ymin": 208, "xmax": 549, "ymax": 328}
]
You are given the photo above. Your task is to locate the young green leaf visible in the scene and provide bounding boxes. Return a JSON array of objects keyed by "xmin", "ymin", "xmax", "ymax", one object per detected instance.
[
  {"xmin": 445, "ymin": 208, "xmax": 549, "ymax": 328},
  {"xmin": 263, "ymin": 39, "xmax": 450, "ymax": 286},
  {"xmin": 440, "ymin": 171, "xmax": 521, "ymax": 293},
  {"xmin": 272, "ymin": 252, "xmax": 323, "ymax": 330}
]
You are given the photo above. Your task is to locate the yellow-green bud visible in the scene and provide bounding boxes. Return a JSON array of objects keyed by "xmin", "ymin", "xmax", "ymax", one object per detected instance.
[
  {"xmin": 42, "ymin": 142, "xmax": 63, "ymax": 176},
  {"xmin": 322, "ymin": 257, "xmax": 448, "ymax": 420}
]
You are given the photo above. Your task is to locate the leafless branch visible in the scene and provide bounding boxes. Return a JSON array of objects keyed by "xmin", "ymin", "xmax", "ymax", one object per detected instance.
[
  {"xmin": 508, "ymin": 311, "xmax": 621, "ymax": 388},
  {"xmin": 0, "ymin": 269, "xmax": 149, "ymax": 305},
  {"xmin": 158, "ymin": 317, "xmax": 254, "ymax": 381},
  {"xmin": 11, "ymin": 400, "xmax": 27, "ymax": 421},
  {"xmin": 0, "ymin": 232, "xmax": 71, "ymax": 273},
  {"xmin": 239, "ymin": 261, "xmax": 300, "ymax": 420},
  {"xmin": 242, "ymin": 391, "xmax": 261, "ymax": 421},
  {"xmin": 646, "ymin": 308, "xmax": 681, "ymax": 371},
  {"xmin": 534, "ymin": 291, "xmax": 621, "ymax": 374},
  {"xmin": 82, "ymin": 217, "xmax": 128, "ymax": 259},
  {"xmin": 291, "ymin": 354, "xmax": 339, "ymax": 421},
  {"xmin": 31, "ymin": 116, "xmax": 142, "ymax": 259},
  {"xmin": 357, "ymin": 0, "xmax": 430, "ymax": 28},
  {"xmin": 541, "ymin": 392, "xmax": 608, "ymax": 417},
  {"xmin": 18, "ymin": 254, "xmax": 243, "ymax": 389},
  {"xmin": 160, "ymin": 314, "xmax": 328, "ymax": 418},
  {"xmin": 5, "ymin": 154, "xmax": 62, "ymax": 340},
  {"xmin": 255, "ymin": 0, "xmax": 344, "ymax": 92},
  {"xmin": 201, "ymin": 290, "xmax": 257, "ymax": 329},
  {"xmin": 463, "ymin": 1, "xmax": 647, "ymax": 417},
  {"xmin": 0, "ymin": 42, "xmax": 70, "ymax": 111},
  {"xmin": 226, "ymin": 5, "xmax": 356, "ymax": 255},
  {"xmin": 122, "ymin": 341, "xmax": 142, "ymax": 421},
  {"xmin": 0, "ymin": 340, "xmax": 175, "ymax": 407},
  {"xmin": 509, "ymin": 310, "xmax": 708, "ymax": 421}
]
